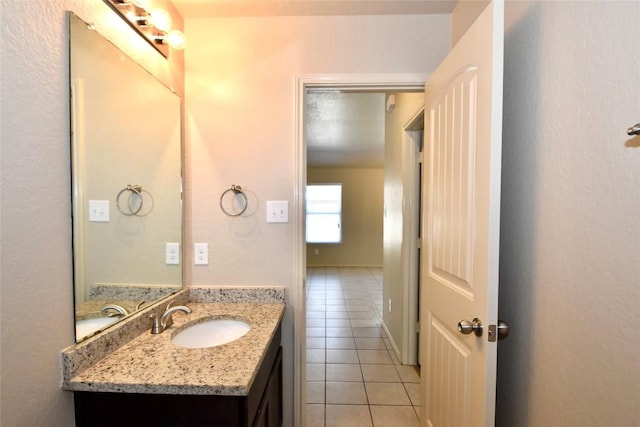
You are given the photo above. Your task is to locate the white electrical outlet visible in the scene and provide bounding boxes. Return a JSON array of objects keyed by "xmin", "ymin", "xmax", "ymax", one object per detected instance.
[
  {"xmin": 166, "ymin": 242, "xmax": 180, "ymax": 265},
  {"xmin": 194, "ymin": 243, "xmax": 208, "ymax": 265},
  {"xmin": 388, "ymin": 298, "xmax": 392, "ymax": 313}
]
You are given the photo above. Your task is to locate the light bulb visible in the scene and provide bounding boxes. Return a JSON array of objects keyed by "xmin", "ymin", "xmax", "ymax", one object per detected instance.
[
  {"xmin": 150, "ymin": 8, "xmax": 171, "ymax": 32},
  {"xmin": 164, "ymin": 30, "xmax": 185, "ymax": 50}
]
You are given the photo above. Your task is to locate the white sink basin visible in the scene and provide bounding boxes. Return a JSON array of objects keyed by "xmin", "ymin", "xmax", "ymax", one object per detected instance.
[
  {"xmin": 171, "ymin": 319, "xmax": 251, "ymax": 349},
  {"xmin": 76, "ymin": 316, "xmax": 120, "ymax": 339}
]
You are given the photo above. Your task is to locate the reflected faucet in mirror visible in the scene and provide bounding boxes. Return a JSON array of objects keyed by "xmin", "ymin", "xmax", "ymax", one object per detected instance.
[
  {"xmin": 69, "ymin": 13, "xmax": 183, "ymax": 342},
  {"xmin": 101, "ymin": 304, "xmax": 129, "ymax": 317}
]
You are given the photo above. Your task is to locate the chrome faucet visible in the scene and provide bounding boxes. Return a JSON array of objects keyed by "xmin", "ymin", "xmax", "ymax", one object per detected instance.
[
  {"xmin": 150, "ymin": 304, "xmax": 191, "ymax": 334},
  {"xmin": 101, "ymin": 304, "xmax": 129, "ymax": 317}
]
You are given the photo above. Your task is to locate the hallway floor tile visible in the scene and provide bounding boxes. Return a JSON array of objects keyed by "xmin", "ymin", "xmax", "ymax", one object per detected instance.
[{"xmin": 304, "ymin": 267, "xmax": 420, "ymax": 427}]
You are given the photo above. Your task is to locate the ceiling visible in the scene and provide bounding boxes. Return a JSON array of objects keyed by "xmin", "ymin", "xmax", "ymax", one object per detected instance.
[
  {"xmin": 305, "ymin": 91, "xmax": 386, "ymax": 168},
  {"xmin": 172, "ymin": 0, "xmax": 458, "ymax": 18}
]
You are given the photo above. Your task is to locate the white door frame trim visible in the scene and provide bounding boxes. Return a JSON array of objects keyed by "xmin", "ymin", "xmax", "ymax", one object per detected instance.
[
  {"xmin": 401, "ymin": 107, "xmax": 425, "ymax": 366},
  {"xmin": 293, "ymin": 73, "xmax": 428, "ymax": 426}
]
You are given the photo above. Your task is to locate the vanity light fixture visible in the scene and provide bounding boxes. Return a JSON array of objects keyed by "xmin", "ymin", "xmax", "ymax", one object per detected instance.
[
  {"xmin": 149, "ymin": 8, "xmax": 172, "ymax": 31},
  {"xmin": 132, "ymin": 0, "xmax": 152, "ymax": 9},
  {"xmin": 104, "ymin": 0, "xmax": 185, "ymax": 58},
  {"xmin": 156, "ymin": 29, "xmax": 186, "ymax": 50}
]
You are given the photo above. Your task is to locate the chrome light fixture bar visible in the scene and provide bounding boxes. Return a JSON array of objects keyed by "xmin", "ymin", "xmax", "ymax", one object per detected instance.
[{"xmin": 104, "ymin": 0, "xmax": 185, "ymax": 58}]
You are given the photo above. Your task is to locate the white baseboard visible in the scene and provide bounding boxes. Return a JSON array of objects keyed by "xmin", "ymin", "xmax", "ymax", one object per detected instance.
[
  {"xmin": 305, "ymin": 264, "xmax": 383, "ymax": 268},
  {"xmin": 381, "ymin": 320, "xmax": 401, "ymax": 361}
]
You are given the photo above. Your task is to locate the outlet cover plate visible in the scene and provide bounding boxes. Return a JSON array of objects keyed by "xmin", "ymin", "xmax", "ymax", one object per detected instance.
[
  {"xmin": 194, "ymin": 243, "xmax": 208, "ymax": 265},
  {"xmin": 166, "ymin": 242, "xmax": 180, "ymax": 265}
]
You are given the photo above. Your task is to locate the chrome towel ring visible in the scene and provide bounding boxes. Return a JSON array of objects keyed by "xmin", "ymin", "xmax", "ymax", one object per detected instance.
[
  {"xmin": 116, "ymin": 184, "xmax": 154, "ymax": 216},
  {"xmin": 220, "ymin": 184, "xmax": 248, "ymax": 217}
]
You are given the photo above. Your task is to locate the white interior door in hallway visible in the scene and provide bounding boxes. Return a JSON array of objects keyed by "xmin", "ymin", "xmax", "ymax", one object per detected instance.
[{"xmin": 420, "ymin": 1, "xmax": 504, "ymax": 425}]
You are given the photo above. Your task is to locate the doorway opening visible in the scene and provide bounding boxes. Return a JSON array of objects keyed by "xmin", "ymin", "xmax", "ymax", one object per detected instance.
[{"xmin": 294, "ymin": 74, "xmax": 427, "ymax": 426}]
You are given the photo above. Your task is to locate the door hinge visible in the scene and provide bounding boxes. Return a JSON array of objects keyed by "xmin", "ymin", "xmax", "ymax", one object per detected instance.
[
  {"xmin": 416, "ymin": 238, "xmax": 422, "ymax": 249},
  {"xmin": 416, "ymin": 321, "xmax": 420, "ymax": 330}
]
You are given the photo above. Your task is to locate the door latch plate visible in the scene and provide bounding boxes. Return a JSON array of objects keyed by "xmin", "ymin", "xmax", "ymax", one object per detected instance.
[
  {"xmin": 488, "ymin": 324, "xmax": 497, "ymax": 342},
  {"xmin": 488, "ymin": 320, "xmax": 510, "ymax": 342}
]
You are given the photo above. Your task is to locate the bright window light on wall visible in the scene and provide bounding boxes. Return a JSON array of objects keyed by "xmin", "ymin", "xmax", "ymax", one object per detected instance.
[{"xmin": 306, "ymin": 184, "xmax": 342, "ymax": 244}]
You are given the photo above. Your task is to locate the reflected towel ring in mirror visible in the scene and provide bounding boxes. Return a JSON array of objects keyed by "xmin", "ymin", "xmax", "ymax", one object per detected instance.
[
  {"xmin": 116, "ymin": 185, "xmax": 142, "ymax": 216},
  {"xmin": 220, "ymin": 184, "xmax": 248, "ymax": 217},
  {"xmin": 116, "ymin": 184, "xmax": 154, "ymax": 216},
  {"xmin": 128, "ymin": 187, "xmax": 154, "ymax": 216}
]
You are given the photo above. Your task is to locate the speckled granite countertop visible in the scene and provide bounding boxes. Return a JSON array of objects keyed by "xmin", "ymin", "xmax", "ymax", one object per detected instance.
[{"xmin": 65, "ymin": 301, "xmax": 284, "ymax": 396}]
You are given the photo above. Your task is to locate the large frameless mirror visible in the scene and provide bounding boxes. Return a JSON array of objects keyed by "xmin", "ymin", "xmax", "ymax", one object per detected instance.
[{"xmin": 70, "ymin": 13, "xmax": 182, "ymax": 342}]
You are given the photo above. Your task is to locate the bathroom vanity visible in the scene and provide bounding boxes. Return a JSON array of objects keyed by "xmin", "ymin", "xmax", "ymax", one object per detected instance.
[
  {"xmin": 62, "ymin": 289, "xmax": 285, "ymax": 427},
  {"xmin": 64, "ymin": 10, "xmax": 286, "ymax": 427},
  {"xmin": 73, "ymin": 326, "xmax": 282, "ymax": 427}
]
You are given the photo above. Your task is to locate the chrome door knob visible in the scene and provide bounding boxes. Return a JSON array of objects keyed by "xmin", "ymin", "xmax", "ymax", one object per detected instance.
[
  {"xmin": 497, "ymin": 320, "xmax": 510, "ymax": 340},
  {"xmin": 458, "ymin": 318, "xmax": 483, "ymax": 337}
]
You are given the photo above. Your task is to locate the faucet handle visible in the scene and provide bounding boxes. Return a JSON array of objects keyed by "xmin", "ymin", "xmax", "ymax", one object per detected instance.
[
  {"xmin": 150, "ymin": 305, "xmax": 191, "ymax": 334},
  {"xmin": 149, "ymin": 314, "xmax": 162, "ymax": 334}
]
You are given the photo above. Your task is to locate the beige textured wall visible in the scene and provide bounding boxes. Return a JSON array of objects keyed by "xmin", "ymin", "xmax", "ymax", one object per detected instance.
[
  {"xmin": 307, "ymin": 167, "xmax": 384, "ymax": 267},
  {"xmin": 381, "ymin": 92, "xmax": 424, "ymax": 360},
  {"xmin": 497, "ymin": 1, "xmax": 640, "ymax": 425},
  {"xmin": 185, "ymin": 14, "xmax": 450, "ymax": 426},
  {"xmin": 451, "ymin": 0, "xmax": 490, "ymax": 47},
  {"xmin": 0, "ymin": 1, "xmax": 184, "ymax": 425}
]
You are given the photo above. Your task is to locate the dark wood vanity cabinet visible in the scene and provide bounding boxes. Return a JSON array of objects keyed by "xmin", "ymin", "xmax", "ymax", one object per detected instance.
[
  {"xmin": 250, "ymin": 346, "xmax": 283, "ymax": 427},
  {"xmin": 74, "ymin": 327, "xmax": 282, "ymax": 427}
]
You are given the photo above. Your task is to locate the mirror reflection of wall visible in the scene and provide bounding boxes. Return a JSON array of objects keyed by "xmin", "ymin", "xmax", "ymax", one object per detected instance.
[{"xmin": 70, "ymin": 13, "xmax": 182, "ymax": 342}]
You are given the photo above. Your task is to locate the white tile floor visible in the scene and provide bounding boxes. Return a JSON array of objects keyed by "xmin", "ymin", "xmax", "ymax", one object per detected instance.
[{"xmin": 305, "ymin": 267, "xmax": 421, "ymax": 427}]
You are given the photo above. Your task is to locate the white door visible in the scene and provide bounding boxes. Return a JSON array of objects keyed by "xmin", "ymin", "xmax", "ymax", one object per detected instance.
[{"xmin": 420, "ymin": 1, "xmax": 504, "ymax": 426}]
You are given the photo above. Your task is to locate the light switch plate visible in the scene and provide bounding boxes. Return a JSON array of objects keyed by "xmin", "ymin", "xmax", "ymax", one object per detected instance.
[
  {"xmin": 89, "ymin": 200, "xmax": 110, "ymax": 222},
  {"xmin": 266, "ymin": 200, "xmax": 288, "ymax": 223}
]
